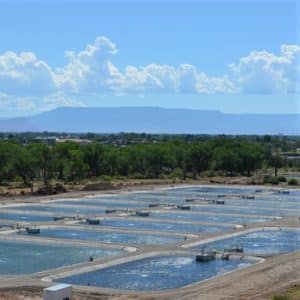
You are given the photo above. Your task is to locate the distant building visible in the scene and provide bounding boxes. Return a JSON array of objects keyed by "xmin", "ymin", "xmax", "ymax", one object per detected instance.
[
  {"xmin": 43, "ymin": 284, "xmax": 72, "ymax": 300},
  {"xmin": 34, "ymin": 136, "xmax": 58, "ymax": 146},
  {"xmin": 56, "ymin": 138, "xmax": 92, "ymax": 145}
]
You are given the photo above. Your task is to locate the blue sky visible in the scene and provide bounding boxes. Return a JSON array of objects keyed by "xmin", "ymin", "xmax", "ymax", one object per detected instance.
[{"xmin": 0, "ymin": 0, "xmax": 299, "ymax": 117}]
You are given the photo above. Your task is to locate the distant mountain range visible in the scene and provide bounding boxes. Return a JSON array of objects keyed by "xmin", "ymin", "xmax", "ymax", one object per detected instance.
[{"xmin": 0, "ymin": 107, "xmax": 299, "ymax": 135}]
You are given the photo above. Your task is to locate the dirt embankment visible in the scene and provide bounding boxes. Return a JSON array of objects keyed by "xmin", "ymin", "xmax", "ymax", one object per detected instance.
[{"xmin": 0, "ymin": 175, "xmax": 273, "ymax": 200}]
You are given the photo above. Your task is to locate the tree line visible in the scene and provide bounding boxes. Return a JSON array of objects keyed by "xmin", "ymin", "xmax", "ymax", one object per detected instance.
[{"xmin": 0, "ymin": 137, "xmax": 294, "ymax": 189}]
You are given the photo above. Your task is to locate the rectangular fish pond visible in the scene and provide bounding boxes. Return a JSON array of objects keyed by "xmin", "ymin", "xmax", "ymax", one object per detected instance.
[
  {"xmin": 104, "ymin": 192, "xmax": 186, "ymax": 205},
  {"xmin": 219, "ymin": 199, "xmax": 300, "ymax": 210},
  {"xmin": 16, "ymin": 227, "xmax": 183, "ymax": 246},
  {"xmin": 4, "ymin": 205, "xmax": 105, "ymax": 215},
  {"xmin": 151, "ymin": 212, "xmax": 271, "ymax": 224},
  {"xmin": 98, "ymin": 218, "xmax": 230, "ymax": 234},
  {"xmin": 190, "ymin": 229, "xmax": 300, "ymax": 256},
  {"xmin": 53, "ymin": 199, "xmax": 147, "ymax": 209},
  {"xmin": 171, "ymin": 186, "xmax": 261, "ymax": 195},
  {"xmin": 190, "ymin": 205, "xmax": 298, "ymax": 216},
  {"xmin": 0, "ymin": 239, "xmax": 123, "ymax": 275},
  {"xmin": 0, "ymin": 212, "xmax": 54, "ymax": 222},
  {"xmin": 57, "ymin": 254, "xmax": 253, "ymax": 291}
]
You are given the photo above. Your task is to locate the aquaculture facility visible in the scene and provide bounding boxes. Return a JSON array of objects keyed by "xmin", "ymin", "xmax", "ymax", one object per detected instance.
[{"xmin": 0, "ymin": 185, "xmax": 299, "ymax": 299}]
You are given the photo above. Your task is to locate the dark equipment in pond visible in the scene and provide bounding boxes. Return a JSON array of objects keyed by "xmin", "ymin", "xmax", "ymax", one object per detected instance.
[
  {"xmin": 196, "ymin": 249, "xmax": 216, "ymax": 262},
  {"xmin": 224, "ymin": 245, "xmax": 244, "ymax": 253},
  {"xmin": 26, "ymin": 227, "xmax": 40, "ymax": 234},
  {"xmin": 87, "ymin": 218, "xmax": 100, "ymax": 225},
  {"xmin": 178, "ymin": 205, "xmax": 190, "ymax": 210},
  {"xmin": 135, "ymin": 211, "xmax": 150, "ymax": 217},
  {"xmin": 221, "ymin": 253, "xmax": 230, "ymax": 260}
]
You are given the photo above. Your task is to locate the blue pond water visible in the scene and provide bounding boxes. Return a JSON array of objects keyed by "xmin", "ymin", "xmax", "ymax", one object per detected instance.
[
  {"xmin": 0, "ymin": 212, "xmax": 53, "ymax": 222},
  {"xmin": 152, "ymin": 212, "xmax": 270, "ymax": 224},
  {"xmin": 49, "ymin": 186, "xmax": 300, "ymax": 219},
  {"xmin": 107, "ymin": 192, "xmax": 186, "ymax": 205},
  {"xmin": 0, "ymin": 239, "xmax": 122, "ymax": 275},
  {"xmin": 16, "ymin": 227, "xmax": 182, "ymax": 245},
  {"xmin": 190, "ymin": 205, "xmax": 297, "ymax": 216},
  {"xmin": 165, "ymin": 186, "xmax": 299, "ymax": 204},
  {"xmin": 222, "ymin": 199, "xmax": 300, "ymax": 210},
  {"xmin": 5, "ymin": 205, "xmax": 105, "ymax": 215},
  {"xmin": 59, "ymin": 255, "xmax": 253, "ymax": 290},
  {"xmin": 100, "ymin": 218, "xmax": 229, "ymax": 233},
  {"xmin": 193, "ymin": 230, "xmax": 300, "ymax": 255},
  {"xmin": 172, "ymin": 186, "xmax": 259, "ymax": 195},
  {"xmin": 54, "ymin": 199, "xmax": 147, "ymax": 208}
]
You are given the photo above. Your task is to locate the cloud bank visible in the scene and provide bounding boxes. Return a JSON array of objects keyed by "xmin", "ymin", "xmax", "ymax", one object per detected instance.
[{"xmin": 0, "ymin": 36, "xmax": 299, "ymax": 114}]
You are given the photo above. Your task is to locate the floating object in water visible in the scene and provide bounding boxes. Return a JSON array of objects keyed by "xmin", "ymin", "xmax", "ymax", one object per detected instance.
[
  {"xmin": 53, "ymin": 216, "xmax": 66, "ymax": 221},
  {"xmin": 215, "ymin": 200, "xmax": 225, "ymax": 205},
  {"xmin": 186, "ymin": 198, "xmax": 212, "ymax": 204},
  {"xmin": 105, "ymin": 209, "xmax": 117, "ymax": 214},
  {"xmin": 196, "ymin": 251, "xmax": 216, "ymax": 262},
  {"xmin": 221, "ymin": 253, "xmax": 230, "ymax": 260},
  {"xmin": 26, "ymin": 227, "xmax": 40, "ymax": 234},
  {"xmin": 135, "ymin": 210, "xmax": 150, "ymax": 217},
  {"xmin": 217, "ymin": 194, "xmax": 225, "ymax": 198},
  {"xmin": 277, "ymin": 189, "xmax": 290, "ymax": 195},
  {"xmin": 86, "ymin": 218, "xmax": 100, "ymax": 225},
  {"xmin": 233, "ymin": 224, "xmax": 244, "ymax": 230},
  {"xmin": 149, "ymin": 203, "xmax": 160, "ymax": 207},
  {"xmin": 246, "ymin": 195, "xmax": 255, "ymax": 199},
  {"xmin": 178, "ymin": 205, "xmax": 190, "ymax": 210},
  {"xmin": 224, "ymin": 245, "xmax": 243, "ymax": 253},
  {"xmin": 185, "ymin": 198, "xmax": 196, "ymax": 203}
]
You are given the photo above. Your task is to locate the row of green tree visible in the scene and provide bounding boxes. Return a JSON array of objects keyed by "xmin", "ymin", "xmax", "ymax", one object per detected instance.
[{"xmin": 0, "ymin": 138, "xmax": 287, "ymax": 187}]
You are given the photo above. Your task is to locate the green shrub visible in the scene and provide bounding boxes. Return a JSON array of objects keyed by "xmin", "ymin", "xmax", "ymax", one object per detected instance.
[
  {"xmin": 171, "ymin": 168, "xmax": 184, "ymax": 180},
  {"xmin": 130, "ymin": 173, "xmax": 147, "ymax": 179},
  {"xmin": 288, "ymin": 178, "xmax": 298, "ymax": 185},
  {"xmin": 278, "ymin": 176, "xmax": 286, "ymax": 182},
  {"xmin": 272, "ymin": 295, "xmax": 291, "ymax": 300},
  {"xmin": 264, "ymin": 176, "xmax": 279, "ymax": 185}
]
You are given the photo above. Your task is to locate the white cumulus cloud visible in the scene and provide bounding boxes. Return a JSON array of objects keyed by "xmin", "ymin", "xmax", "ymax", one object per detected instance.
[
  {"xmin": 0, "ymin": 51, "xmax": 56, "ymax": 95},
  {"xmin": 57, "ymin": 37, "xmax": 122, "ymax": 92},
  {"xmin": 0, "ymin": 36, "xmax": 298, "ymax": 115},
  {"xmin": 230, "ymin": 44, "xmax": 300, "ymax": 93},
  {"xmin": 58, "ymin": 37, "xmax": 236, "ymax": 94}
]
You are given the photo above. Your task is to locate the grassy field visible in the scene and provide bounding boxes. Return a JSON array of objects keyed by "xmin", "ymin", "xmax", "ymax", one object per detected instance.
[{"xmin": 272, "ymin": 285, "xmax": 300, "ymax": 300}]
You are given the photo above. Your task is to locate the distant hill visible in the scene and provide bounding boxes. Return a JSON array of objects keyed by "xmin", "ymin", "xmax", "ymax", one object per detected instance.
[{"xmin": 0, "ymin": 107, "xmax": 299, "ymax": 135}]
